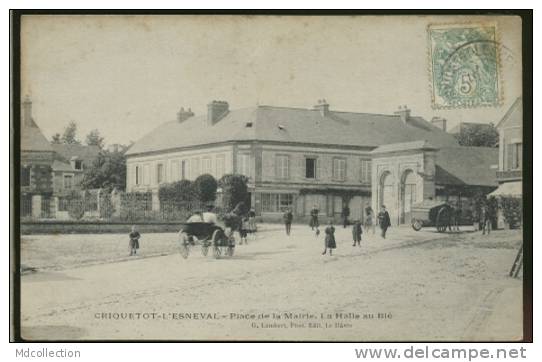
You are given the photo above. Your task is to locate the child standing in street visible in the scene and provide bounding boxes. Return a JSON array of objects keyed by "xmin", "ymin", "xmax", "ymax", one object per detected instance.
[
  {"xmin": 322, "ymin": 220, "xmax": 336, "ymax": 256},
  {"xmin": 352, "ymin": 219, "xmax": 363, "ymax": 247},
  {"xmin": 129, "ymin": 225, "xmax": 141, "ymax": 256}
]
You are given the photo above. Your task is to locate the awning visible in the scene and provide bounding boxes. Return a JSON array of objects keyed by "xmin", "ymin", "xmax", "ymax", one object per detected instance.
[{"xmin": 488, "ymin": 181, "xmax": 522, "ymax": 197}]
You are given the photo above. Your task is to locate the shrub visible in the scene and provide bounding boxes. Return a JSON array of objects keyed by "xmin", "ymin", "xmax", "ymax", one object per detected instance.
[
  {"xmin": 158, "ymin": 180, "xmax": 196, "ymax": 204},
  {"xmin": 501, "ymin": 196, "xmax": 522, "ymax": 229},
  {"xmin": 194, "ymin": 174, "xmax": 218, "ymax": 203},
  {"xmin": 218, "ymin": 174, "xmax": 249, "ymax": 213}
]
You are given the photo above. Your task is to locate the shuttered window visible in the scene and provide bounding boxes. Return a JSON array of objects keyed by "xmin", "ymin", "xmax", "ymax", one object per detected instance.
[
  {"xmin": 275, "ymin": 155, "xmax": 289, "ymax": 179},
  {"xmin": 360, "ymin": 159, "xmax": 372, "ymax": 183},
  {"xmin": 333, "ymin": 158, "xmax": 346, "ymax": 181}
]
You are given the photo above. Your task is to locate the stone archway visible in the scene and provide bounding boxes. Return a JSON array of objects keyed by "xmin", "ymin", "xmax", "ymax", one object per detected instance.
[
  {"xmin": 379, "ymin": 171, "xmax": 394, "ymax": 214},
  {"xmin": 400, "ymin": 169, "xmax": 417, "ymax": 224}
]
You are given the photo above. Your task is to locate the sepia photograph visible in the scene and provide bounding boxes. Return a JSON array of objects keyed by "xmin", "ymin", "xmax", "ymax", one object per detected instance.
[{"xmin": 12, "ymin": 12, "xmax": 529, "ymax": 342}]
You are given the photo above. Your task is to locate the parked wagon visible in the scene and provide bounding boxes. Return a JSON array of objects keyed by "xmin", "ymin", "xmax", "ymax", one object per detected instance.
[
  {"xmin": 178, "ymin": 222, "xmax": 235, "ymax": 259},
  {"xmin": 410, "ymin": 200, "xmax": 453, "ymax": 232}
]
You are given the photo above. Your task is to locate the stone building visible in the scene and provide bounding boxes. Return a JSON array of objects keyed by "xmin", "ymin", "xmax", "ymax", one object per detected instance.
[
  {"xmin": 20, "ymin": 96, "xmax": 55, "ymax": 217},
  {"xmin": 51, "ymin": 143, "xmax": 100, "ymax": 194},
  {"xmin": 125, "ymin": 100, "xmax": 477, "ymax": 223}
]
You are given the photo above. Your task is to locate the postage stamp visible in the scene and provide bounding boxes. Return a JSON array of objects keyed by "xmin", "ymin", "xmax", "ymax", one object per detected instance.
[{"xmin": 428, "ymin": 23, "xmax": 501, "ymax": 109}]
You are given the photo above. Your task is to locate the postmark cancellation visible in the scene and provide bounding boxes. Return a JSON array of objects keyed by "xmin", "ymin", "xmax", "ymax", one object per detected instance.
[{"xmin": 428, "ymin": 23, "xmax": 502, "ymax": 109}]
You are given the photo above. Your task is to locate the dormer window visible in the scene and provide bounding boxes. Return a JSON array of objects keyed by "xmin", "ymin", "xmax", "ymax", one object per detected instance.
[{"xmin": 74, "ymin": 160, "xmax": 83, "ymax": 170}]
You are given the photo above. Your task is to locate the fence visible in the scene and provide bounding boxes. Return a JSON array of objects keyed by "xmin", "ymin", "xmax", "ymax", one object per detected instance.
[{"xmin": 20, "ymin": 190, "xmax": 208, "ymax": 222}]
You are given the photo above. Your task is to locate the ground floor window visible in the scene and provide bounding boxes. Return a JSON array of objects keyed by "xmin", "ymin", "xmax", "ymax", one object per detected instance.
[{"xmin": 261, "ymin": 193, "xmax": 294, "ymax": 212}]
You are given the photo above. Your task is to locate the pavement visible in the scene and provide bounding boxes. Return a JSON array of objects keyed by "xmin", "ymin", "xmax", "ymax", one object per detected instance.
[{"xmin": 20, "ymin": 224, "xmax": 524, "ymax": 341}]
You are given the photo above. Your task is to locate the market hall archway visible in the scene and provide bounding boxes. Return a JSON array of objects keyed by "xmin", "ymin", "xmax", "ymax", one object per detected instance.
[
  {"xmin": 400, "ymin": 169, "xmax": 418, "ymax": 224},
  {"xmin": 379, "ymin": 171, "xmax": 395, "ymax": 220}
]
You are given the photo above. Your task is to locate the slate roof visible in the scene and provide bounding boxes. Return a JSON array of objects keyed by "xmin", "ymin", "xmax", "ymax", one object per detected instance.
[
  {"xmin": 435, "ymin": 146, "xmax": 498, "ymax": 187},
  {"xmin": 21, "ymin": 118, "xmax": 54, "ymax": 152},
  {"xmin": 370, "ymin": 140, "xmax": 439, "ymax": 154},
  {"xmin": 52, "ymin": 159, "xmax": 77, "ymax": 172},
  {"xmin": 126, "ymin": 105, "xmax": 459, "ymax": 156},
  {"xmin": 51, "ymin": 144, "xmax": 101, "ymax": 165}
]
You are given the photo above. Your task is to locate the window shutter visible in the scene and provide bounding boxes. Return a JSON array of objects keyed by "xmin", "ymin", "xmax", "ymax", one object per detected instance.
[
  {"xmin": 275, "ymin": 155, "xmax": 279, "ymax": 179},
  {"xmin": 506, "ymin": 144, "xmax": 514, "ymax": 170}
]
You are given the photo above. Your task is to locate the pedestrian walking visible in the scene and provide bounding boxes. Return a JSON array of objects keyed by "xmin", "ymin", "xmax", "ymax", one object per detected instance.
[
  {"xmin": 377, "ymin": 205, "xmax": 391, "ymax": 239},
  {"xmin": 365, "ymin": 206, "xmax": 376, "ymax": 234},
  {"xmin": 322, "ymin": 220, "xmax": 336, "ymax": 256},
  {"xmin": 481, "ymin": 204, "xmax": 491, "ymax": 235},
  {"xmin": 129, "ymin": 225, "xmax": 141, "ymax": 256},
  {"xmin": 283, "ymin": 207, "xmax": 293, "ymax": 236},
  {"xmin": 352, "ymin": 219, "xmax": 363, "ymax": 247},
  {"xmin": 341, "ymin": 205, "xmax": 350, "ymax": 228},
  {"xmin": 309, "ymin": 205, "xmax": 320, "ymax": 231}
]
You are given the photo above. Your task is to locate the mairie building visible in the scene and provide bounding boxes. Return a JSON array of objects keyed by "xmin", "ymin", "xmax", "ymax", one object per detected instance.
[{"xmin": 125, "ymin": 100, "xmax": 498, "ymax": 224}]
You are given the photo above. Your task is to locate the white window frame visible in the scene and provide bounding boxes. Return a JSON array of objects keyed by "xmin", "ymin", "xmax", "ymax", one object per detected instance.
[
  {"xmin": 156, "ymin": 163, "xmax": 165, "ymax": 184},
  {"xmin": 63, "ymin": 173, "xmax": 74, "ymax": 189},
  {"xmin": 261, "ymin": 193, "xmax": 294, "ymax": 212},
  {"xmin": 215, "ymin": 154, "xmax": 225, "ymax": 179},
  {"xmin": 191, "ymin": 158, "xmax": 200, "ymax": 179},
  {"xmin": 202, "ymin": 157, "xmax": 213, "ymax": 175},
  {"xmin": 333, "ymin": 157, "xmax": 347, "ymax": 181},
  {"xmin": 360, "ymin": 159, "xmax": 372, "ymax": 183},
  {"xmin": 143, "ymin": 164, "xmax": 150, "ymax": 185},
  {"xmin": 276, "ymin": 154, "xmax": 289, "ymax": 180},
  {"xmin": 305, "ymin": 157, "xmax": 317, "ymax": 179},
  {"xmin": 238, "ymin": 153, "xmax": 251, "ymax": 177}
]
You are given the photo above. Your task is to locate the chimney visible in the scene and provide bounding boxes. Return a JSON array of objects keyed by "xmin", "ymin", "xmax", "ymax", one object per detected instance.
[
  {"xmin": 431, "ymin": 117, "xmax": 447, "ymax": 132},
  {"xmin": 177, "ymin": 107, "xmax": 194, "ymax": 123},
  {"xmin": 394, "ymin": 105, "xmax": 411, "ymax": 123},
  {"xmin": 22, "ymin": 95, "xmax": 32, "ymax": 127},
  {"xmin": 313, "ymin": 99, "xmax": 330, "ymax": 117},
  {"xmin": 207, "ymin": 100, "xmax": 229, "ymax": 126}
]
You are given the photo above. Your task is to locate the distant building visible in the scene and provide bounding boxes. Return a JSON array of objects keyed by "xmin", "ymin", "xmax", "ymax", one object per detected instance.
[
  {"xmin": 448, "ymin": 121, "xmax": 497, "ymax": 137},
  {"xmin": 125, "ymin": 100, "xmax": 499, "ymax": 224},
  {"xmin": 51, "ymin": 143, "xmax": 100, "ymax": 194},
  {"xmin": 489, "ymin": 97, "xmax": 522, "ymax": 227},
  {"xmin": 20, "ymin": 96, "xmax": 55, "ymax": 217}
]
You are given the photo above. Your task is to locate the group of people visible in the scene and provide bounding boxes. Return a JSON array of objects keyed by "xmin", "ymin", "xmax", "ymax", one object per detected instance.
[{"xmin": 281, "ymin": 204, "xmax": 392, "ymax": 256}]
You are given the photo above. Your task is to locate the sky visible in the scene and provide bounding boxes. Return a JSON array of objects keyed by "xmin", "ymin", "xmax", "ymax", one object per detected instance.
[{"xmin": 21, "ymin": 15, "xmax": 522, "ymax": 146}]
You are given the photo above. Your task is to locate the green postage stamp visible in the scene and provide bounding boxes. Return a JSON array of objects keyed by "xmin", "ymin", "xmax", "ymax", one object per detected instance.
[{"xmin": 428, "ymin": 24, "xmax": 501, "ymax": 109}]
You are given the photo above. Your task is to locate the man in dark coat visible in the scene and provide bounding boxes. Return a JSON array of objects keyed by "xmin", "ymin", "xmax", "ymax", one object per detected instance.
[
  {"xmin": 309, "ymin": 205, "xmax": 319, "ymax": 230},
  {"xmin": 341, "ymin": 205, "xmax": 350, "ymax": 228},
  {"xmin": 377, "ymin": 205, "xmax": 391, "ymax": 239},
  {"xmin": 352, "ymin": 219, "xmax": 363, "ymax": 246},
  {"xmin": 283, "ymin": 208, "xmax": 293, "ymax": 236}
]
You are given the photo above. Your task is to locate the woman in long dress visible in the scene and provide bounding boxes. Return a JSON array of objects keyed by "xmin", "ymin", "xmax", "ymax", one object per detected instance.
[{"xmin": 322, "ymin": 220, "xmax": 336, "ymax": 256}]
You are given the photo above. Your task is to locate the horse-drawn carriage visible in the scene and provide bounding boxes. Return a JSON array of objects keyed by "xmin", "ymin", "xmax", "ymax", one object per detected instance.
[
  {"xmin": 178, "ymin": 222, "xmax": 235, "ymax": 259},
  {"xmin": 410, "ymin": 200, "xmax": 454, "ymax": 232}
]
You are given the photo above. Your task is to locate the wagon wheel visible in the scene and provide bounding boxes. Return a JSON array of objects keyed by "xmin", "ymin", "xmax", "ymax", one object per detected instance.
[
  {"xmin": 436, "ymin": 208, "xmax": 450, "ymax": 233},
  {"xmin": 201, "ymin": 242, "xmax": 209, "ymax": 257},
  {"xmin": 413, "ymin": 219, "xmax": 423, "ymax": 231},
  {"xmin": 227, "ymin": 245, "xmax": 235, "ymax": 257},
  {"xmin": 179, "ymin": 232, "xmax": 190, "ymax": 259},
  {"xmin": 213, "ymin": 246, "xmax": 222, "ymax": 259}
]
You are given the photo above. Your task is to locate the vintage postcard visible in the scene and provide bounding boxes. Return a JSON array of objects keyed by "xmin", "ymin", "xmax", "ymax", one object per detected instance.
[{"xmin": 13, "ymin": 13, "xmax": 527, "ymax": 341}]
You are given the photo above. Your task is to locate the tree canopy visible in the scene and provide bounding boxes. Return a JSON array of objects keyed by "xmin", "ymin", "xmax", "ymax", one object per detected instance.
[
  {"xmin": 454, "ymin": 123, "xmax": 499, "ymax": 147},
  {"xmin": 218, "ymin": 174, "xmax": 249, "ymax": 213},
  {"xmin": 61, "ymin": 121, "xmax": 81, "ymax": 145},
  {"xmin": 80, "ymin": 149, "xmax": 126, "ymax": 191},
  {"xmin": 85, "ymin": 129, "xmax": 105, "ymax": 149},
  {"xmin": 194, "ymin": 174, "xmax": 218, "ymax": 203}
]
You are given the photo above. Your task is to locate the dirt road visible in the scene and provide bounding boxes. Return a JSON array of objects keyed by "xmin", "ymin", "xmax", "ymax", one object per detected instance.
[{"xmin": 20, "ymin": 225, "xmax": 523, "ymax": 341}]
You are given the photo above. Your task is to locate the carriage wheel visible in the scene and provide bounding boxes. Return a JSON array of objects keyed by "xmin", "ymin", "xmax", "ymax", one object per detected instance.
[
  {"xmin": 411, "ymin": 219, "xmax": 423, "ymax": 231},
  {"xmin": 179, "ymin": 233, "xmax": 190, "ymax": 259},
  {"xmin": 213, "ymin": 246, "xmax": 222, "ymax": 259},
  {"xmin": 227, "ymin": 246, "xmax": 235, "ymax": 257}
]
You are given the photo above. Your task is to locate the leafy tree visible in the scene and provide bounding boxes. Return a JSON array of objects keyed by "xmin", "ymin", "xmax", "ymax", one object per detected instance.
[
  {"xmin": 51, "ymin": 133, "xmax": 62, "ymax": 144},
  {"xmin": 218, "ymin": 174, "xmax": 249, "ymax": 213},
  {"xmin": 194, "ymin": 174, "xmax": 218, "ymax": 203},
  {"xmin": 85, "ymin": 129, "xmax": 105, "ymax": 149},
  {"xmin": 80, "ymin": 149, "xmax": 126, "ymax": 191},
  {"xmin": 61, "ymin": 121, "xmax": 81, "ymax": 145},
  {"xmin": 454, "ymin": 123, "xmax": 499, "ymax": 147}
]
